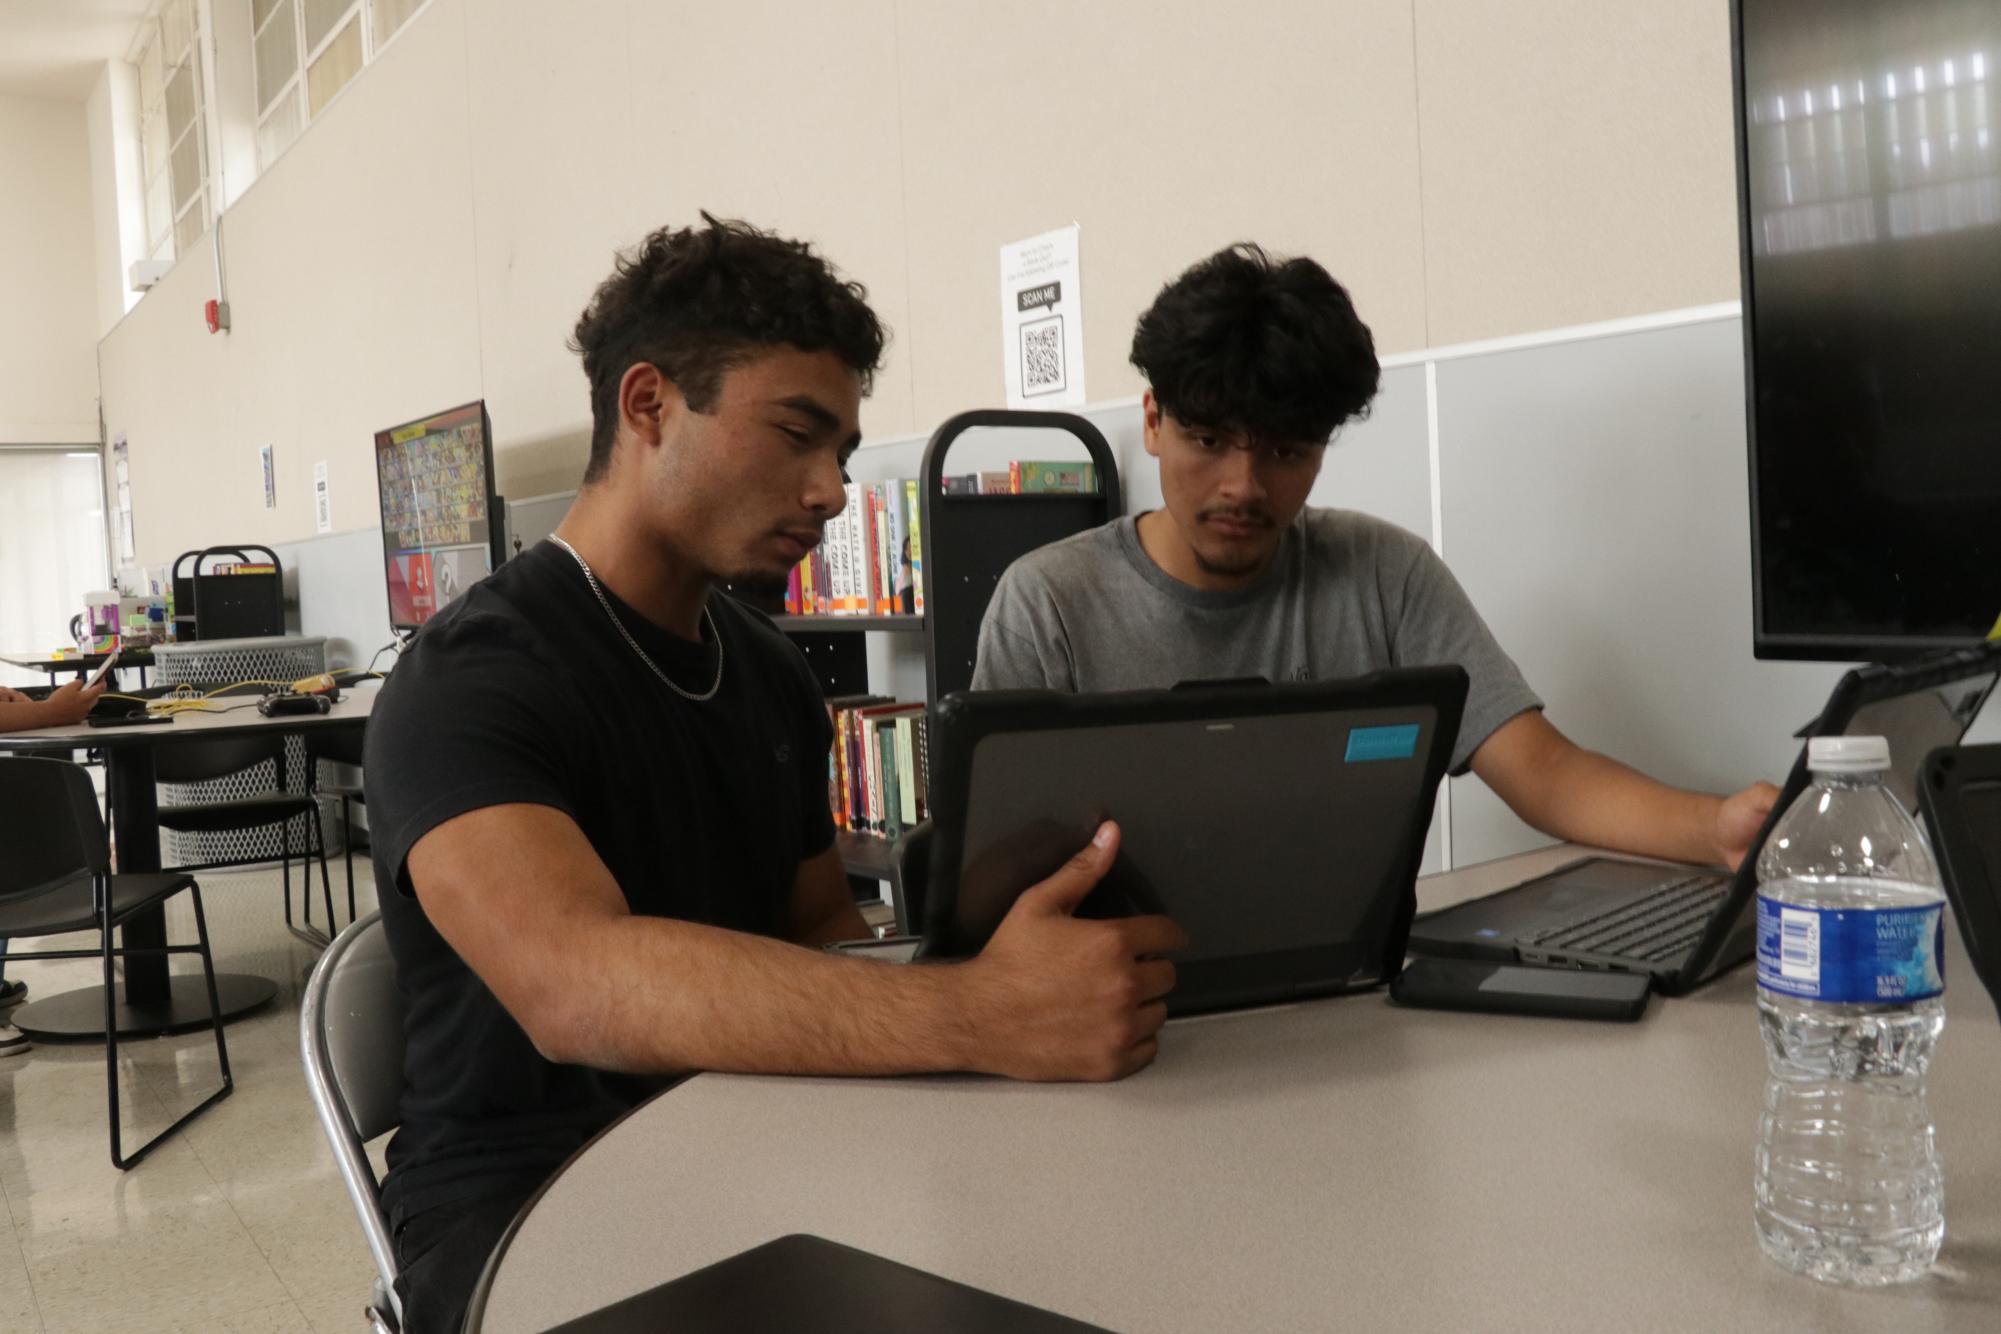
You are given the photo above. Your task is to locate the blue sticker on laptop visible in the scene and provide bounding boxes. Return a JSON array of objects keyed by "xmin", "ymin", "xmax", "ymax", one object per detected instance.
[{"xmin": 1345, "ymin": 724, "xmax": 1421, "ymax": 762}]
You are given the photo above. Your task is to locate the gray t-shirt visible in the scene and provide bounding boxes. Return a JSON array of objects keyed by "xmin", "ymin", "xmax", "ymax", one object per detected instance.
[{"xmin": 972, "ymin": 509, "xmax": 1542, "ymax": 774}]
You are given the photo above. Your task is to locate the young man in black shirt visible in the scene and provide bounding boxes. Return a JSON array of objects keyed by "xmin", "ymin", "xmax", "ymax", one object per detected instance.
[{"xmin": 365, "ymin": 217, "xmax": 1184, "ymax": 1334}]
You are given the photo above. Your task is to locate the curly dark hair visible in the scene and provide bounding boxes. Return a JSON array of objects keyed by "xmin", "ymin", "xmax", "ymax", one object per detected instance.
[
  {"xmin": 1130, "ymin": 243, "xmax": 1379, "ymax": 447},
  {"xmin": 570, "ymin": 214, "xmax": 887, "ymax": 482}
]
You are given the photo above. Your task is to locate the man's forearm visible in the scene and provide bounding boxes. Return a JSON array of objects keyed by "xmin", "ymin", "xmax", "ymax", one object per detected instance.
[
  {"xmin": 1520, "ymin": 747, "xmax": 1720, "ymax": 865},
  {"xmin": 535, "ymin": 914, "xmax": 977, "ymax": 1077},
  {"xmin": 0, "ymin": 699, "xmax": 53, "ymax": 731}
]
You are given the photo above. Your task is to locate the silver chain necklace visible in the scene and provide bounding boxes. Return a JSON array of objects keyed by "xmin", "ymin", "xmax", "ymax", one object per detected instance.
[{"xmin": 548, "ymin": 535, "xmax": 724, "ymax": 702}]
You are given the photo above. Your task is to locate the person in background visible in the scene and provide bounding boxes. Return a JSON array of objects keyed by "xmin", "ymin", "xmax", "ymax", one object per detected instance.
[
  {"xmin": 0, "ymin": 676, "xmax": 109, "ymax": 1056},
  {"xmin": 974, "ymin": 242, "xmax": 1781, "ymax": 873}
]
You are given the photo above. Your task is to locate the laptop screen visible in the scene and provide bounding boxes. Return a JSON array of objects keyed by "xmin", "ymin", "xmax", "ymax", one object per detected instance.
[
  {"xmin": 1965, "ymin": 782, "xmax": 2001, "ymax": 899},
  {"xmin": 958, "ymin": 705, "xmax": 1443, "ymax": 965},
  {"xmin": 1833, "ymin": 671, "xmax": 1997, "ymax": 811}
]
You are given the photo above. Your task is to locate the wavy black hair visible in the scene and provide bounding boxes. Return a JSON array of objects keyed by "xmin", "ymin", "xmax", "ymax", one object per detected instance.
[
  {"xmin": 1130, "ymin": 243, "xmax": 1379, "ymax": 447},
  {"xmin": 570, "ymin": 214, "xmax": 886, "ymax": 482}
]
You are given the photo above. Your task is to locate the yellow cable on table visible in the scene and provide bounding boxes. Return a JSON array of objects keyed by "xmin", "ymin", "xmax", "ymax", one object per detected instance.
[
  {"xmin": 99, "ymin": 674, "xmax": 375, "ymax": 718},
  {"xmin": 140, "ymin": 680, "xmax": 296, "ymax": 716}
]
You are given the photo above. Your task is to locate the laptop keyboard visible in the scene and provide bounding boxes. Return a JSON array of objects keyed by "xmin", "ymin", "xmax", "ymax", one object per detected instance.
[{"xmin": 1523, "ymin": 873, "xmax": 1731, "ymax": 965}]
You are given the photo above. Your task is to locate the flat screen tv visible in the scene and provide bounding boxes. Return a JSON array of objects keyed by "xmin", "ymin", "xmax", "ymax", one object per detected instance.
[
  {"xmin": 1735, "ymin": 0, "xmax": 2001, "ymax": 659},
  {"xmin": 374, "ymin": 400, "xmax": 504, "ymax": 631}
]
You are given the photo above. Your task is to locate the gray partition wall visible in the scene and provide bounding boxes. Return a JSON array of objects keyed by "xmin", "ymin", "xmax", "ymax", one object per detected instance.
[{"xmin": 1432, "ymin": 313, "xmax": 1849, "ymax": 865}]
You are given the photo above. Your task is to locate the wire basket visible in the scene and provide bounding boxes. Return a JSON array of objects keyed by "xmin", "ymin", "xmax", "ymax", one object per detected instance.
[{"xmin": 153, "ymin": 637, "xmax": 338, "ymax": 865}]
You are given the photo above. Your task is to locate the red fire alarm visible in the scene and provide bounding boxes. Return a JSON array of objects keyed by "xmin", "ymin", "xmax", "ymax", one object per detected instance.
[{"xmin": 204, "ymin": 299, "xmax": 230, "ymax": 334}]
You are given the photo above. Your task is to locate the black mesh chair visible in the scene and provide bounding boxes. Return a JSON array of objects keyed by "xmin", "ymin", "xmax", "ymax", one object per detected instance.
[
  {"xmin": 305, "ymin": 729, "xmax": 367, "ymax": 931},
  {"xmin": 0, "ymin": 756, "xmax": 232, "ymax": 1169},
  {"xmin": 155, "ymin": 735, "xmax": 336, "ymax": 948}
]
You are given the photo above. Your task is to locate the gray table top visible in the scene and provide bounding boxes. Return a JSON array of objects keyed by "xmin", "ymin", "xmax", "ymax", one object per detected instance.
[
  {"xmin": 475, "ymin": 844, "xmax": 2001, "ymax": 1334},
  {"xmin": 0, "ymin": 686, "xmax": 376, "ymax": 753}
]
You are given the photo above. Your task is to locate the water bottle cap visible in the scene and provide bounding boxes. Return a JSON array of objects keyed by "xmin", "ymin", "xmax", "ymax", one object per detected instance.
[{"xmin": 1807, "ymin": 735, "xmax": 1891, "ymax": 773}]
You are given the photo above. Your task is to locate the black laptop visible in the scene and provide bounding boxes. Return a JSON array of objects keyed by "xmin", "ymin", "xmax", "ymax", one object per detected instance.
[
  {"xmin": 1918, "ymin": 741, "xmax": 2001, "ymax": 1023},
  {"xmin": 920, "ymin": 667, "xmax": 1467, "ymax": 1015},
  {"xmin": 546, "ymin": 1235, "xmax": 1110, "ymax": 1333},
  {"xmin": 1409, "ymin": 643, "xmax": 2001, "ymax": 996}
]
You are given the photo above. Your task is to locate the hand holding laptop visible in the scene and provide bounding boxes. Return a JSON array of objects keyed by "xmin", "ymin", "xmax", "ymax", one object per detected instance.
[
  {"xmin": 960, "ymin": 821, "xmax": 1188, "ymax": 1083},
  {"xmin": 1716, "ymin": 781, "xmax": 1783, "ymax": 870}
]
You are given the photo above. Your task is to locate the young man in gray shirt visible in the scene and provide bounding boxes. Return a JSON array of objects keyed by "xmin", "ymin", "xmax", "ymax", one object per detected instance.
[{"xmin": 975, "ymin": 243, "xmax": 1780, "ymax": 872}]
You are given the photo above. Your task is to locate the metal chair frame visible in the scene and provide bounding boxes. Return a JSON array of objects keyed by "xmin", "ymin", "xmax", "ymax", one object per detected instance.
[{"xmin": 301, "ymin": 911, "xmax": 404, "ymax": 1332}]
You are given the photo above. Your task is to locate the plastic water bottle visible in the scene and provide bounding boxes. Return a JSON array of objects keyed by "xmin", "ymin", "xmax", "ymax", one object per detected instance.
[{"xmin": 1753, "ymin": 735, "xmax": 1946, "ymax": 1284}]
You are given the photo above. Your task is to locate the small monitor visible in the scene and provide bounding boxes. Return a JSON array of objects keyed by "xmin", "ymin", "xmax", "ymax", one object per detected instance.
[{"xmin": 374, "ymin": 401, "xmax": 504, "ymax": 631}]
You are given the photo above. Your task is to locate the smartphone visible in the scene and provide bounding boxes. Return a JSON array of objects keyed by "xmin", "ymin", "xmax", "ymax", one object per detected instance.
[
  {"xmin": 85, "ymin": 712, "xmax": 171, "ymax": 728},
  {"xmin": 1390, "ymin": 956, "xmax": 1652, "ymax": 1022},
  {"xmin": 84, "ymin": 644, "xmax": 120, "ymax": 689}
]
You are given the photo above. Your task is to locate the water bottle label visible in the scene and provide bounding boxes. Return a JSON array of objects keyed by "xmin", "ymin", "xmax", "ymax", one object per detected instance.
[{"xmin": 1756, "ymin": 895, "xmax": 1944, "ymax": 1003}]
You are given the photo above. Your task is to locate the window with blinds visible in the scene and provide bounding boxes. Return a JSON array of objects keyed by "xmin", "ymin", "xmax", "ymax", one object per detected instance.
[
  {"xmin": 253, "ymin": 0, "xmax": 433, "ymax": 172},
  {"xmin": 134, "ymin": 0, "xmax": 210, "ymax": 264}
]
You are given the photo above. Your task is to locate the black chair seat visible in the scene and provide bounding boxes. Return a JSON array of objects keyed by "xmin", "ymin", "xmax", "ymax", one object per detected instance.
[
  {"xmin": 157, "ymin": 796, "xmax": 319, "ymax": 833},
  {"xmin": 316, "ymin": 780, "xmax": 365, "ymax": 801},
  {"xmin": 0, "ymin": 755, "xmax": 232, "ymax": 1169},
  {"xmin": 0, "ymin": 871, "xmax": 197, "ymax": 936}
]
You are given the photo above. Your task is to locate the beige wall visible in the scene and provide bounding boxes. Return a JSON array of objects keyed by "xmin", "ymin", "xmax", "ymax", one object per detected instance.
[
  {"xmin": 96, "ymin": 0, "xmax": 1744, "ymax": 569},
  {"xmin": 0, "ymin": 91, "xmax": 100, "ymax": 444}
]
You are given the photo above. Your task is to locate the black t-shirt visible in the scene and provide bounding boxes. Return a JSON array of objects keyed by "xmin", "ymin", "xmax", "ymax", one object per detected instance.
[{"xmin": 365, "ymin": 540, "xmax": 835, "ymax": 1223}]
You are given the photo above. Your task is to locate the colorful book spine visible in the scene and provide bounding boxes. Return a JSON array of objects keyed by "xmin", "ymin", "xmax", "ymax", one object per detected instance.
[
  {"xmin": 784, "ymin": 564, "xmax": 802, "ymax": 615},
  {"xmin": 869, "ymin": 715, "xmax": 888, "ymax": 834},
  {"xmin": 854, "ymin": 712, "xmax": 873, "ymax": 835},
  {"xmin": 886, "ymin": 481, "xmax": 910, "ymax": 614},
  {"xmin": 824, "ymin": 495, "xmax": 846, "ymax": 614},
  {"xmin": 904, "ymin": 479, "xmax": 925, "ymax": 615},
  {"xmin": 896, "ymin": 715, "xmax": 919, "ymax": 827},
  {"xmin": 862, "ymin": 485, "xmax": 880, "ymax": 616},
  {"xmin": 1015, "ymin": 460, "xmax": 1099, "ymax": 493},
  {"xmin": 831, "ymin": 709, "xmax": 851, "ymax": 830},
  {"xmin": 878, "ymin": 723, "xmax": 900, "ymax": 837},
  {"xmin": 858, "ymin": 483, "xmax": 880, "ymax": 617},
  {"xmin": 874, "ymin": 483, "xmax": 894, "ymax": 615},
  {"xmin": 839, "ymin": 482, "xmax": 864, "ymax": 612}
]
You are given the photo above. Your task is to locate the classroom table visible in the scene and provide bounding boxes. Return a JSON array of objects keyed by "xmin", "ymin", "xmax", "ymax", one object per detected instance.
[
  {"xmin": 1, "ymin": 647, "xmax": 156, "ymax": 688},
  {"xmin": 466, "ymin": 843, "xmax": 2001, "ymax": 1334},
  {"xmin": 0, "ymin": 688, "xmax": 374, "ymax": 1040}
]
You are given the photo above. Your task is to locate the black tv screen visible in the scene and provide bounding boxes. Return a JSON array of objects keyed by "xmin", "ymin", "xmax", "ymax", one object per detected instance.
[
  {"xmin": 1736, "ymin": 0, "xmax": 2001, "ymax": 659},
  {"xmin": 375, "ymin": 401, "xmax": 503, "ymax": 632}
]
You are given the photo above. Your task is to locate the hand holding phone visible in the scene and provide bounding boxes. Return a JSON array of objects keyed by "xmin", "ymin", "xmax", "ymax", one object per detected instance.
[{"xmin": 41, "ymin": 677, "xmax": 110, "ymax": 727}]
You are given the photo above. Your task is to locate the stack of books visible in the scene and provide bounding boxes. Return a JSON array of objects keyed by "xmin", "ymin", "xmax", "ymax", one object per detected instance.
[
  {"xmin": 826, "ymin": 695, "xmax": 929, "ymax": 840},
  {"xmin": 939, "ymin": 459, "xmax": 1100, "ymax": 495},
  {"xmin": 785, "ymin": 480, "xmax": 924, "ymax": 616}
]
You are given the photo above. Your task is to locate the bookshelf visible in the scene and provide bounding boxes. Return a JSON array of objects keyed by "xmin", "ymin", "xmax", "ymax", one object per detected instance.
[{"xmin": 776, "ymin": 409, "xmax": 1125, "ymax": 930}]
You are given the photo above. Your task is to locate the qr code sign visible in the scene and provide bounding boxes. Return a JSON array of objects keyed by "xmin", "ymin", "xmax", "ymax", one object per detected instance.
[{"xmin": 1021, "ymin": 314, "xmax": 1066, "ymax": 396}]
